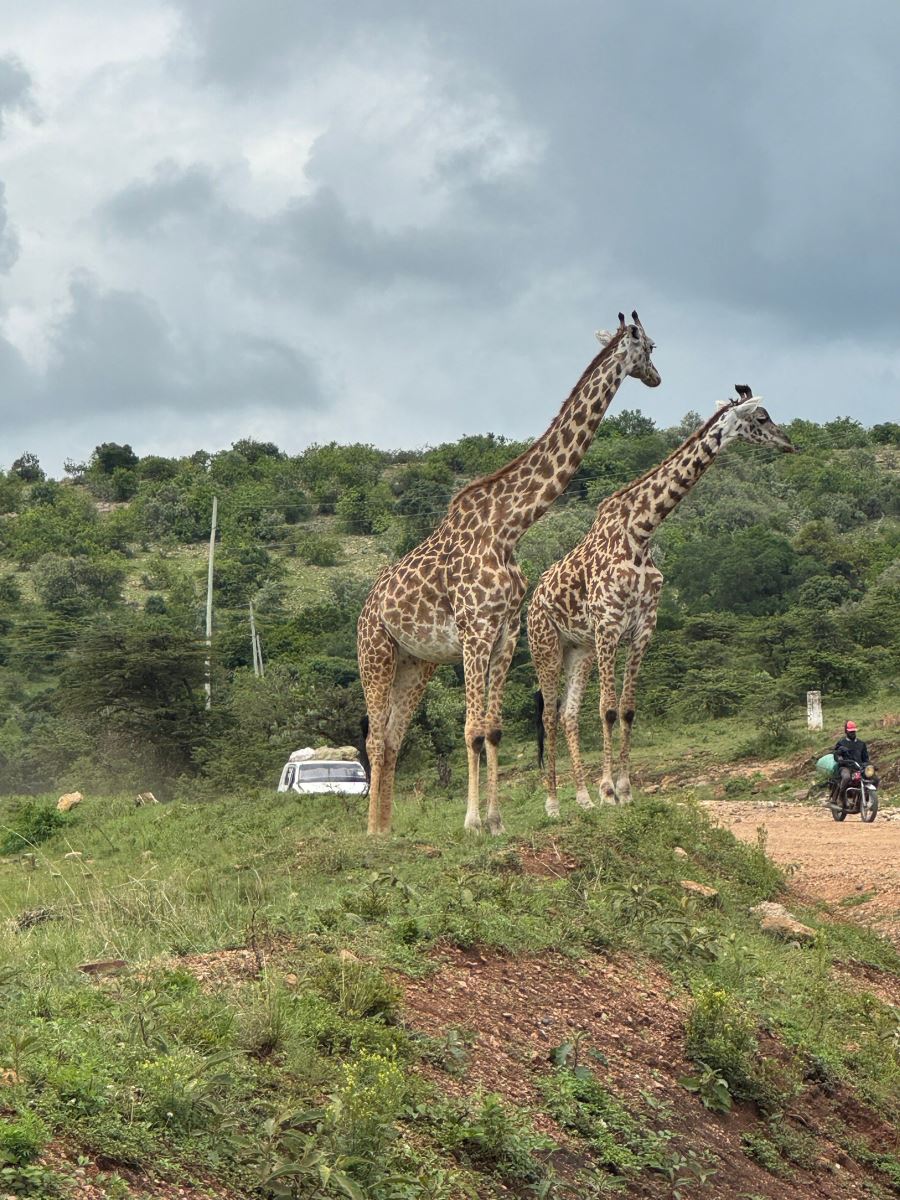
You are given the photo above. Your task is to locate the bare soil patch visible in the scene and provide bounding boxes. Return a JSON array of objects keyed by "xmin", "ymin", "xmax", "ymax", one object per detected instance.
[
  {"xmin": 705, "ymin": 799, "xmax": 900, "ymax": 948},
  {"xmin": 400, "ymin": 946, "xmax": 892, "ymax": 1198}
]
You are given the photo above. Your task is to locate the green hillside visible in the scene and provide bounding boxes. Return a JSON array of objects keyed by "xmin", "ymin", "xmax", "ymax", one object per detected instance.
[{"xmin": 1, "ymin": 414, "xmax": 898, "ymax": 797}]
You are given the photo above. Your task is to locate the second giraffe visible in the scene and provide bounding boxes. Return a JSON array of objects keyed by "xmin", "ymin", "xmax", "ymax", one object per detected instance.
[{"xmin": 528, "ymin": 386, "xmax": 795, "ymax": 816}]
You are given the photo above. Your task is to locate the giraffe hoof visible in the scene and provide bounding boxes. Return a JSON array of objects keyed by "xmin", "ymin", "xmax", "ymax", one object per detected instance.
[
  {"xmin": 486, "ymin": 816, "xmax": 505, "ymax": 836},
  {"xmin": 545, "ymin": 800, "xmax": 561, "ymax": 819},
  {"xmin": 464, "ymin": 816, "xmax": 483, "ymax": 833},
  {"xmin": 575, "ymin": 789, "xmax": 594, "ymax": 811},
  {"xmin": 599, "ymin": 784, "xmax": 617, "ymax": 805}
]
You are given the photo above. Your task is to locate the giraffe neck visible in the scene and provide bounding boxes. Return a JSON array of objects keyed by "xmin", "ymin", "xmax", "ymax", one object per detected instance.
[
  {"xmin": 619, "ymin": 412, "xmax": 734, "ymax": 542},
  {"xmin": 452, "ymin": 342, "xmax": 628, "ymax": 547}
]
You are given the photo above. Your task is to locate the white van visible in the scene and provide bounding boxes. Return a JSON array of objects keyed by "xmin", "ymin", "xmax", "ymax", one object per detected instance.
[{"xmin": 277, "ymin": 758, "xmax": 368, "ymax": 796}]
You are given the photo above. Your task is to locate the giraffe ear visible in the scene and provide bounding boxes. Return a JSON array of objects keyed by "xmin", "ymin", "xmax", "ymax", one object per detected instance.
[{"xmin": 734, "ymin": 396, "xmax": 762, "ymax": 417}]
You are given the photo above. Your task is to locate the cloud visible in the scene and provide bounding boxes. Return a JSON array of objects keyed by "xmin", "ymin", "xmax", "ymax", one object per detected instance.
[{"xmin": 0, "ymin": 2, "xmax": 898, "ymax": 474}]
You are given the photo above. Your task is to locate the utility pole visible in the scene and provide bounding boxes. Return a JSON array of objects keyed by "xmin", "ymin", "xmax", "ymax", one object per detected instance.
[
  {"xmin": 256, "ymin": 630, "xmax": 265, "ymax": 679},
  {"xmin": 204, "ymin": 496, "xmax": 218, "ymax": 710},
  {"xmin": 249, "ymin": 600, "xmax": 260, "ymax": 677}
]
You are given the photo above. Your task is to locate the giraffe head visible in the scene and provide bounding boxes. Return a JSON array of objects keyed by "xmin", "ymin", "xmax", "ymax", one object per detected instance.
[
  {"xmin": 716, "ymin": 384, "xmax": 795, "ymax": 451},
  {"xmin": 595, "ymin": 309, "xmax": 660, "ymax": 388}
]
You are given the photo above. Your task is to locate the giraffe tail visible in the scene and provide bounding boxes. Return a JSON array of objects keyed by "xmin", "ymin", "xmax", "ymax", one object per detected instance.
[
  {"xmin": 359, "ymin": 715, "xmax": 371, "ymax": 784},
  {"xmin": 535, "ymin": 691, "xmax": 545, "ymax": 768}
]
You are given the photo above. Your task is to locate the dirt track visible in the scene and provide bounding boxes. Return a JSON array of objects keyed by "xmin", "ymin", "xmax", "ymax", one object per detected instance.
[{"xmin": 705, "ymin": 800, "xmax": 900, "ymax": 946}]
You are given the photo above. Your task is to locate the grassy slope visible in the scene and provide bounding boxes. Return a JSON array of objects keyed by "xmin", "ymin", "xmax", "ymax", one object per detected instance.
[{"xmin": 1, "ymin": 730, "xmax": 899, "ymax": 1199}]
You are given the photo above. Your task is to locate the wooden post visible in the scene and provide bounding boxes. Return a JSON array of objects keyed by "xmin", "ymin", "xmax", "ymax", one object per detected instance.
[
  {"xmin": 250, "ymin": 601, "xmax": 260, "ymax": 677},
  {"xmin": 807, "ymin": 690, "xmax": 823, "ymax": 731},
  {"xmin": 204, "ymin": 496, "xmax": 218, "ymax": 710}
]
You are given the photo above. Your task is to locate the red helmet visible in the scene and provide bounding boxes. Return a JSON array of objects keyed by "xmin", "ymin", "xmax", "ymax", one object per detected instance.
[{"xmin": 845, "ymin": 721, "xmax": 857, "ymax": 733}]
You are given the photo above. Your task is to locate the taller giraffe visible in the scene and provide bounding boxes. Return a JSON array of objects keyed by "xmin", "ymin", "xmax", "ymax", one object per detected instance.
[
  {"xmin": 528, "ymin": 387, "xmax": 795, "ymax": 816},
  {"xmin": 357, "ymin": 312, "xmax": 660, "ymax": 835}
]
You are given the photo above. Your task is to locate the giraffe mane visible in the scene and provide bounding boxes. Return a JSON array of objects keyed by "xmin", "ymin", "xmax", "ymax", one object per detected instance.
[
  {"xmin": 597, "ymin": 405, "xmax": 728, "ymax": 508},
  {"xmin": 449, "ymin": 327, "xmax": 628, "ymax": 509}
]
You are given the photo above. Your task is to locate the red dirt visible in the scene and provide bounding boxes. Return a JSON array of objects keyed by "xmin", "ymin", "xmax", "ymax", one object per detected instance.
[{"xmin": 400, "ymin": 945, "xmax": 898, "ymax": 1198}]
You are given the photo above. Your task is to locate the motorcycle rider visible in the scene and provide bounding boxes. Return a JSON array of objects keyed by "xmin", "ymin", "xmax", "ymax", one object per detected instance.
[{"xmin": 832, "ymin": 720, "xmax": 869, "ymax": 805}]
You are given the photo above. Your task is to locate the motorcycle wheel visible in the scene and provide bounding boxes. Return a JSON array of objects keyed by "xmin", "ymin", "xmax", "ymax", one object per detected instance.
[
  {"xmin": 861, "ymin": 792, "xmax": 878, "ymax": 823},
  {"xmin": 831, "ymin": 807, "xmax": 847, "ymax": 822}
]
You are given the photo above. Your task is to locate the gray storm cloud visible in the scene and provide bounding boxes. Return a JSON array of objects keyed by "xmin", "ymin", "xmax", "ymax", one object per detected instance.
[{"xmin": 0, "ymin": 4, "xmax": 897, "ymax": 472}]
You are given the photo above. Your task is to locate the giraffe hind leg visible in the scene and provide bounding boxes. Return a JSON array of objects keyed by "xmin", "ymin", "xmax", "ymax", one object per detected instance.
[
  {"xmin": 527, "ymin": 605, "xmax": 563, "ymax": 818},
  {"xmin": 378, "ymin": 656, "xmax": 437, "ymax": 834},
  {"xmin": 359, "ymin": 618, "xmax": 398, "ymax": 836}
]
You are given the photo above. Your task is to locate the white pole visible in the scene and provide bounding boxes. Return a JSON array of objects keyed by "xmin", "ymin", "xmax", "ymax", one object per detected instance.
[
  {"xmin": 807, "ymin": 690, "xmax": 823, "ymax": 731},
  {"xmin": 249, "ymin": 601, "xmax": 260, "ymax": 677},
  {"xmin": 204, "ymin": 496, "xmax": 218, "ymax": 710},
  {"xmin": 256, "ymin": 631, "xmax": 265, "ymax": 678}
]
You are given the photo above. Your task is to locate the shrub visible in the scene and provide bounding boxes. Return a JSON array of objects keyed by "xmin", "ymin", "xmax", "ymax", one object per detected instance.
[{"xmin": 0, "ymin": 800, "xmax": 66, "ymax": 855}]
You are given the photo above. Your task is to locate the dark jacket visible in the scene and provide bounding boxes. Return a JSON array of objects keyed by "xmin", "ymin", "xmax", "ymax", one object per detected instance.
[{"xmin": 833, "ymin": 735, "xmax": 869, "ymax": 768}]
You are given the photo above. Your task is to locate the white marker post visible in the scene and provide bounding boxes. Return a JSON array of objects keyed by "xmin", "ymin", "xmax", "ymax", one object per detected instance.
[{"xmin": 807, "ymin": 690, "xmax": 823, "ymax": 731}]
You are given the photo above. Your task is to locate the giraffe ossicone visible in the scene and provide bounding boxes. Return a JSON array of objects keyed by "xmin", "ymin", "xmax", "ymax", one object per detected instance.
[
  {"xmin": 357, "ymin": 312, "xmax": 660, "ymax": 836},
  {"xmin": 528, "ymin": 384, "xmax": 794, "ymax": 818}
]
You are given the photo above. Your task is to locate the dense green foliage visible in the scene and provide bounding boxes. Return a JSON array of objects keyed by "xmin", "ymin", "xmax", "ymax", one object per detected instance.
[{"xmin": 0, "ymin": 414, "xmax": 898, "ymax": 794}]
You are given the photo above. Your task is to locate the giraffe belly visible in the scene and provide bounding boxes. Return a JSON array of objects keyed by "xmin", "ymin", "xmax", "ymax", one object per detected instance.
[{"xmin": 384, "ymin": 613, "xmax": 463, "ymax": 664}]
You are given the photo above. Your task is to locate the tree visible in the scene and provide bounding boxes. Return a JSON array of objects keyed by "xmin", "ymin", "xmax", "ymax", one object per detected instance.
[
  {"xmin": 32, "ymin": 554, "xmax": 126, "ymax": 614},
  {"xmin": 11, "ymin": 452, "xmax": 44, "ymax": 483},
  {"xmin": 91, "ymin": 443, "xmax": 139, "ymax": 474},
  {"xmin": 56, "ymin": 613, "xmax": 208, "ymax": 783}
]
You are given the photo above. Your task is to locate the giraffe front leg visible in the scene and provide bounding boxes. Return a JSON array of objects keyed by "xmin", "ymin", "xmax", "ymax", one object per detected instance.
[
  {"xmin": 559, "ymin": 644, "xmax": 596, "ymax": 811},
  {"xmin": 483, "ymin": 618, "xmax": 521, "ymax": 836},
  {"xmin": 594, "ymin": 633, "xmax": 620, "ymax": 804},
  {"xmin": 616, "ymin": 605, "xmax": 658, "ymax": 805},
  {"xmin": 462, "ymin": 636, "xmax": 493, "ymax": 832}
]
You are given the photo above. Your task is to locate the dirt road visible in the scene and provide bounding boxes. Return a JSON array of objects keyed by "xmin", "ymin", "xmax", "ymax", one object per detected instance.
[{"xmin": 705, "ymin": 800, "xmax": 900, "ymax": 947}]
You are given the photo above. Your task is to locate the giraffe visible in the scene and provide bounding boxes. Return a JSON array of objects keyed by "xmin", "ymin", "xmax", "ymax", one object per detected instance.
[
  {"xmin": 528, "ymin": 386, "xmax": 795, "ymax": 816},
  {"xmin": 357, "ymin": 312, "xmax": 661, "ymax": 836}
]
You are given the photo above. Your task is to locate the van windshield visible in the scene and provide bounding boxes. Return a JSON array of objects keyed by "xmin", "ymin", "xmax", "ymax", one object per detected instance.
[{"xmin": 295, "ymin": 763, "xmax": 366, "ymax": 783}]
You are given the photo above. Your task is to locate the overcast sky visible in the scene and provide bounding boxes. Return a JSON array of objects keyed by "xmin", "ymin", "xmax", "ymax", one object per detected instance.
[{"xmin": 0, "ymin": 1, "xmax": 897, "ymax": 474}]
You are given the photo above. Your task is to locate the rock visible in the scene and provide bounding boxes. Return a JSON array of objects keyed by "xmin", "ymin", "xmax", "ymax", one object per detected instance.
[
  {"xmin": 793, "ymin": 789, "xmax": 808, "ymax": 801},
  {"xmin": 338, "ymin": 948, "xmax": 359, "ymax": 963},
  {"xmin": 673, "ymin": 847, "xmax": 689, "ymax": 859},
  {"xmin": 283, "ymin": 973, "xmax": 299, "ymax": 988},
  {"xmin": 751, "ymin": 901, "xmax": 816, "ymax": 943},
  {"xmin": 643, "ymin": 784, "xmax": 660, "ymax": 795},
  {"xmin": 135, "ymin": 791, "xmax": 158, "ymax": 806},
  {"xmin": 680, "ymin": 880, "xmax": 719, "ymax": 904},
  {"xmin": 78, "ymin": 959, "xmax": 127, "ymax": 975},
  {"xmin": 0, "ymin": 1068, "xmax": 21, "ymax": 1087},
  {"xmin": 57, "ymin": 791, "xmax": 83, "ymax": 812}
]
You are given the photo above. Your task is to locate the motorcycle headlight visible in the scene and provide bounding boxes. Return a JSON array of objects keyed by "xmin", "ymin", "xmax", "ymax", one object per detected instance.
[{"xmin": 864, "ymin": 765, "xmax": 875, "ymax": 779}]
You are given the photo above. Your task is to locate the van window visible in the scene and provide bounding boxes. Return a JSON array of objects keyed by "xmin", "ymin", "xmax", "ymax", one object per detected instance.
[
  {"xmin": 284, "ymin": 766, "xmax": 295, "ymax": 788},
  {"xmin": 295, "ymin": 763, "xmax": 366, "ymax": 783}
]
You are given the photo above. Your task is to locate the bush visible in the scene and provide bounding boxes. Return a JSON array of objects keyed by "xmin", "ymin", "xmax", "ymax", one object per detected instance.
[
  {"xmin": 0, "ymin": 800, "xmax": 66, "ymax": 855},
  {"xmin": 0, "ymin": 1111, "xmax": 49, "ymax": 1165}
]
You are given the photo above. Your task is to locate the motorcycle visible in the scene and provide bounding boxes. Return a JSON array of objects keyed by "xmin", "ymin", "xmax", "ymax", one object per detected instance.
[{"xmin": 828, "ymin": 762, "xmax": 879, "ymax": 823}]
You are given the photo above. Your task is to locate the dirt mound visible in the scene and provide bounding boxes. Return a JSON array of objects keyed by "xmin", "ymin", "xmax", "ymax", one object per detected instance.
[{"xmin": 400, "ymin": 947, "xmax": 895, "ymax": 1198}]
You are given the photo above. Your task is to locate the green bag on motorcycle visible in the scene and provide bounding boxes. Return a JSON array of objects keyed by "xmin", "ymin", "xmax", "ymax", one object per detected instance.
[{"xmin": 816, "ymin": 753, "xmax": 836, "ymax": 776}]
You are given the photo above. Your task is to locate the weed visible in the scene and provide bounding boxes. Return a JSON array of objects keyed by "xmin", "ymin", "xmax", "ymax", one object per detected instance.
[
  {"xmin": 428, "ymin": 1091, "xmax": 554, "ymax": 1185},
  {"xmin": 539, "ymin": 1067, "xmax": 672, "ymax": 1175},
  {"xmin": 309, "ymin": 957, "xmax": 400, "ymax": 1022},
  {"xmin": 678, "ymin": 1062, "xmax": 733, "ymax": 1113}
]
